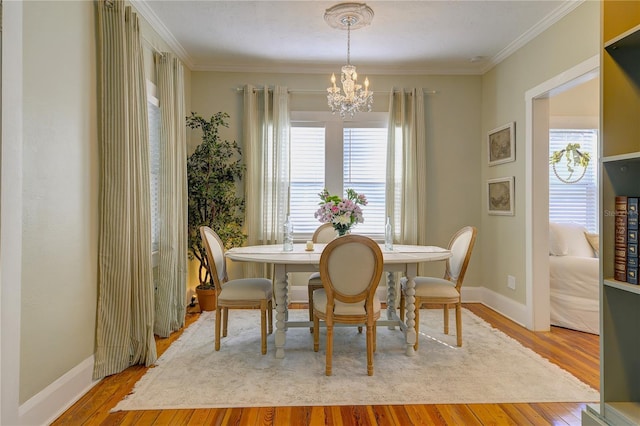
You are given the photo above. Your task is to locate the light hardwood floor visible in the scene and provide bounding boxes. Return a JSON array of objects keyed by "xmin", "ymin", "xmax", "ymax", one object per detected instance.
[{"xmin": 52, "ymin": 303, "xmax": 599, "ymax": 425}]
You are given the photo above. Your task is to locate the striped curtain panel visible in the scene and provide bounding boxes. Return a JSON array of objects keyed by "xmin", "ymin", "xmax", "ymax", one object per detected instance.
[
  {"xmin": 386, "ymin": 89, "xmax": 428, "ymax": 270},
  {"xmin": 154, "ymin": 52, "xmax": 187, "ymax": 337},
  {"xmin": 94, "ymin": 0, "xmax": 156, "ymax": 379},
  {"xmin": 243, "ymin": 85, "xmax": 290, "ymax": 277}
]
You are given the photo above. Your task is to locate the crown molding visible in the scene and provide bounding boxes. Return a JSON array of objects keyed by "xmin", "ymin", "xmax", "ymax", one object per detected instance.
[
  {"xmin": 130, "ymin": 0, "xmax": 195, "ymax": 70},
  {"xmin": 482, "ymin": 0, "xmax": 584, "ymax": 73}
]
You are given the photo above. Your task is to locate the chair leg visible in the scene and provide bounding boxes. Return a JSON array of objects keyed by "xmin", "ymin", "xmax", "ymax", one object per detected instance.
[
  {"xmin": 366, "ymin": 323, "xmax": 374, "ymax": 376},
  {"xmin": 313, "ymin": 315, "xmax": 320, "ymax": 352},
  {"xmin": 261, "ymin": 302, "xmax": 267, "ymax": 355},
  {"xmin": 456, "ymin": 302, "xmax": 462, "ymax": 347},
  {"xmin": 373, "ymin": 322, "xmax": 377, "ymax": 352},
  {"xmin": 399, "ymin": 291, "xmax": 405, "ymax": 322},
  {"xmin": 443, "ymin": 304, "xmax": 449, "ymax": 335},
  {"xmin": 308, "ymin": 285, "xmax": 315, "ymax": 333},
  {"xmin": 325, "ymin": 322, "xmax": 333, "ymax": 376},
  {"xmin": 268, "ymin": 300, "xmax": 273, "ymax": 334},
  {"xmin": 215, "ymin": 306, "xmax": 222, "ymax": 351},
  {"xmin": 223, "ymin": 307, "xmax": 229, "ymax": 337}
]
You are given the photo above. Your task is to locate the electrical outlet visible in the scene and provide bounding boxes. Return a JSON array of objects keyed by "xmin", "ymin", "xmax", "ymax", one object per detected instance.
[{"xmin": 507, "ymin": 275, "xmax": 516, "ymax": 290}]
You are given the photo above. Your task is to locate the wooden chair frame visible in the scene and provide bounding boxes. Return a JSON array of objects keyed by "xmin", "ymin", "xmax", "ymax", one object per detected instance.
[
  {"xmin": 400, "ymin": 226, "xmax": 477, "ymax": 349},
  {"xmin": 312, "ymin": 234, "xmax": 383, "ymax": 376},
  {"xmin": 200, "ymin": 226, "xmax": 273, "ymax": 355}
]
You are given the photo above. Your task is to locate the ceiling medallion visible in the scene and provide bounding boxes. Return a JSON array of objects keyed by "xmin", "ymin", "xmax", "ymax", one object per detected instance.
[{"xmin": 325, "ymin": 3, "xmax": 374, "ymax": 119}]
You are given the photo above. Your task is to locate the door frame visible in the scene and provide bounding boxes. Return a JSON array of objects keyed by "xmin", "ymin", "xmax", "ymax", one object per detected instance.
[{"xmin": 524, "ymin": 55, "xmax": 599, "ymax": 330}]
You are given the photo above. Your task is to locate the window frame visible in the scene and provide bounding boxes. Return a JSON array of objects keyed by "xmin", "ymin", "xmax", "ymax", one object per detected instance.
[{"xmin": 289, "ymin": 111, "xmax": 388, "ymax": 241}]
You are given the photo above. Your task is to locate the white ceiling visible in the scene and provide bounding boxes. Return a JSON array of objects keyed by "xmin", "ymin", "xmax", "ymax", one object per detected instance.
[{"xmin": 133, "ymin": 0, "xmax": 582, "ymax": 75}]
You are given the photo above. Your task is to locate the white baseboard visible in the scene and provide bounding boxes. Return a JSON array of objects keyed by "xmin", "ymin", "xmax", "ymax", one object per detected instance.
[
  {"xmin": 462, "ymin": 286, "xmax": 528, "ymax": 327},
  {"xmin": 18, "ymin": 355, "xmax": 99, "ymax": 426}
]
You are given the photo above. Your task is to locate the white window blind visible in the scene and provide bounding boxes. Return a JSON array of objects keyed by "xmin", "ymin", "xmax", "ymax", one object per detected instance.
[
  {"xmin": 343, "ymin": 127, "xmax": 387, "ymax": 234},
  {"xmin": 148, "ymin": 96, "xmax": 161, "ymax": 253},
  {"xmin": 290, "ymin": 126, "xmax": 326, "ymax": 235},
  {"xmin": 548, "ymin": 129, "xmax": 598, "ymax": 233}
]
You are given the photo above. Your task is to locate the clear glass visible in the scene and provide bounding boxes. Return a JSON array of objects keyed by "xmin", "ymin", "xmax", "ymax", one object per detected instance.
[
  {"xmin": 283, "ymin": 216, "xmax": 294, "ymax": 252},
  {"xmin": 385, "ymin": 216, "xmax": 393, "ymax": 251}
]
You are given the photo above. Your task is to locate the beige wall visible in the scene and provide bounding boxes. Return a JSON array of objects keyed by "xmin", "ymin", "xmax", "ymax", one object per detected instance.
[
  {"xmin": 18, "ymin": 0, "xmax": 192, "ymax": 408},
  {"xmin": 480, "ymin": 1, "xmax": 599, "ymax": 304},
  {"xmin": 21, "ymin": 1, "xmax": 99, "ymax": 404},
  {"xmin": 188, "ymin": 72, "xmax": 483, "ymax": 293}
]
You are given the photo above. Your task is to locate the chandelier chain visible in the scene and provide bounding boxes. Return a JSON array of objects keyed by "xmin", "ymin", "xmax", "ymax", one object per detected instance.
[
  {"xmin": 346, "ymin": 19, "xmax": 351, "ymax": 65},
  {"xmin": 325, "ymin": 3, "xmax": 374, "ymax": 118}
]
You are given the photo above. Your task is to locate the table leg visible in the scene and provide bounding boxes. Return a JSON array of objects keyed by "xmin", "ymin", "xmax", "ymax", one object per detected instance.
[
  {"xmin": 274, "ymin": 264, "xmax": 287, "ymax": 359},
  {"xmin": 403, "ymin": 265, "xmax": 417, "ymax": 356},
  {"xmin": 386, "ymin": 272, "xmax": 397, "ymax": 330}
]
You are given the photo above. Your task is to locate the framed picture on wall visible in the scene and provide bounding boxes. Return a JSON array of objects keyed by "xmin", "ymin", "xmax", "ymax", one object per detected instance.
[
  {"xmin": 488, "ymin": 122, "xmax": 515, "ymax": 166},
  {"xmin": 487, "ymin": 176, "xmax": 515, "ymax": 216}
]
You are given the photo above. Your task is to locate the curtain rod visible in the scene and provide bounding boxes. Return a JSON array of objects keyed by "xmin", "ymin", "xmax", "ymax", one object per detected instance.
[{"xmin": 235, "ymin": 87, "xmax": 437, "ymax": 94}]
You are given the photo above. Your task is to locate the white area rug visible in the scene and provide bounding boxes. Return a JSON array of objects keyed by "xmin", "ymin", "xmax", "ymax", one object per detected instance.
[{"xmin": 113, "ymin": 309, "xmax": 598, "ymax": 411}]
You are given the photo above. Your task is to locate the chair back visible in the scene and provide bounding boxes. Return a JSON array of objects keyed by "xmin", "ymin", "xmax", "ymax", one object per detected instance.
[
  {"xmin": 320, "ymin": 234, "xmax": 383, "ymax": 307},
  {"xmin": 444, "ymin": 226, "xmax": 477, "ymax": 289},
  {"xmin": 313, "ymin": 223, "xmax": 337, "ymax": 243},
  {"xmin": 200, "ymin": 226, "xmax": 227, "ymax": 294}
]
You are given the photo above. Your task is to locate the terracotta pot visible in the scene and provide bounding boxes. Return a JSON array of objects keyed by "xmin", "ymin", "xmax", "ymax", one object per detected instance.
[{"xmin": 195, "ymin": 287, "xmax": 217, "ymax": 312}]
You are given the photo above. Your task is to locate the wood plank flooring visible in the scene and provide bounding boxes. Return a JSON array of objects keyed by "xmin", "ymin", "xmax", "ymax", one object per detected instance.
[{"xmin": 51, "ymin": 303, "xmax": 599, "ymax": 425}]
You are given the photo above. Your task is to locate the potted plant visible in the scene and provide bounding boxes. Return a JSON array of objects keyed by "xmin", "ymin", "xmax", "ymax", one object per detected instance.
[{"xmin": 187, "ymin": 112, "xmax": 247, "ymax": 310}]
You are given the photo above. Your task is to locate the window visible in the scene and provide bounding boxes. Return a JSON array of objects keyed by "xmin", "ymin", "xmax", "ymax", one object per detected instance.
[
  {"xmin": 548, "ymin": 129, "xmax": 598, "ymax": 232},
  {"xmin": 289, "ymin": 112, "xmax": 388, "ymax": 239},
  {"xmin": 148, "ymin": 83, "xmax": 161, "ymax": 255}
]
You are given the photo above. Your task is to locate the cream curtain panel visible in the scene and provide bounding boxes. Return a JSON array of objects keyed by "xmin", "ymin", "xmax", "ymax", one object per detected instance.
[
  {"xmin": 154, "ymin": 52, "xmax": 187, "ymax": 338},
  {"xmin": 386, "ymin": 88, "xmax": 428, "ymax": 270},
  {"xmin": 94, "ymin": 0, "xmax": 156, "ymax": 379},
  {"xmin": 243, "ymin": 85, "xmax": 290, "ymax": 277}
]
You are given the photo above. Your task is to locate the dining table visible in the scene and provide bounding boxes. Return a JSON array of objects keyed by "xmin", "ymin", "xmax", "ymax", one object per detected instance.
[{"xmin": 226, "ymin": 243, "xmax": 451, "ymax": 359}]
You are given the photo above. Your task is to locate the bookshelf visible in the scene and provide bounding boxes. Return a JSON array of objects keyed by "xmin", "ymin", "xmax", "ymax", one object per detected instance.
[{"xmin": 583, "ymin": 2, "xmax": 640, "ymax": 425}]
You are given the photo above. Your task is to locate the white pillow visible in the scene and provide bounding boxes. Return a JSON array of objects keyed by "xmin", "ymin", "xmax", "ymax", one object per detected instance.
[
  {"xmin": 549, "ymin": 222, "xmax": 569, "ymax": 256},
  {"xmin": 549, "ymin": 222, "xmax": 595, "ymax": 258}
]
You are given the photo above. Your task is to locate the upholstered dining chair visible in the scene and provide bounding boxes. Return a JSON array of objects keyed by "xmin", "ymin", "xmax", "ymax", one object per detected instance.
[
  {"xmin": 313, "ymin": 234, "xmax": 384, "ymax": 376},
  {"xmin": 200, "ymin": 226, "xmax": 273, "ymax": 355},
  {"xmin": 399, "ymin": 226, "xmax": 477, "ymax": 349},
  {"xmin": 307, "ymin": 223, "xmax": 337, "ymax": 332}
]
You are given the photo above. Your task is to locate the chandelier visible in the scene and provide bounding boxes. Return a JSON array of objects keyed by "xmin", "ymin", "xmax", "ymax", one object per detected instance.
[{"xmin": 325, "ymin": 3, "xmax": 374, "ymax": 119}]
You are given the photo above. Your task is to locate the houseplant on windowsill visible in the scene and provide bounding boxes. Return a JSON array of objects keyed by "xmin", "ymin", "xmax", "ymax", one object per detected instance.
[
  {"xmin": 314, "ymin": 188, "xmax": 367, "ymax": 236},
  {"xmin": 187, "ymin": 112, "xmax": 247, "ymax": 311}
]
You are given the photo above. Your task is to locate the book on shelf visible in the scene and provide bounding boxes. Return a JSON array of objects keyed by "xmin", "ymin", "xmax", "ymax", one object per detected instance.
[
  {"xmin": 615, "ymin": 196, "xmax": 628, "ymax": 281},
  {"xmin": 628, "ymin": 197, "xmax": 638, "ymax": 284},
  {"xmin": 615, "ymin": 196, "xmax": 640, "ymax": 284}
]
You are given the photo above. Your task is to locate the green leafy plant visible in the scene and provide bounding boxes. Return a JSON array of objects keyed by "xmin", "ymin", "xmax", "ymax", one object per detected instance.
[{"xmin": 187, "ymin": 112, "xmax": 247, "ymax": 288}]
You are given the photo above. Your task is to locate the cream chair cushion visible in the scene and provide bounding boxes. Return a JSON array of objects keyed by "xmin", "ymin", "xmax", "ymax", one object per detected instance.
[
  {"xmin": 413, "ymin": 277, "xmax": 459, "ymax": 298},
  {"xmin": 313, "ymin": 289, "xmax": 381, "ymax": 315},
  {"xmin": 218, "ymin": 278, "xmax": 273, "ymax": 301}
]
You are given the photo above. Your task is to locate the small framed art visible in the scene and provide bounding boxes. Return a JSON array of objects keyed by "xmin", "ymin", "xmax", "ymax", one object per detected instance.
[
  {"xmin": 488, "ymin": 122, "xmax": 515, "ymax": 166},
  {"xmin": 487, "ymin": 176, "xmax": 514, "ymax": 216}
]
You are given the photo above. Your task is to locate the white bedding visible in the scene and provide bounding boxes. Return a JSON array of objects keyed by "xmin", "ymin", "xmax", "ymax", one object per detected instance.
[{"xmin": 549, "ymin": 255, "xmax": 599, "ymax": 334}]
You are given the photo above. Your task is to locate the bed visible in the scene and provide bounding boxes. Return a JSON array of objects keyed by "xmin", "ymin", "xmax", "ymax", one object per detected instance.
[{"xmin": 548, "ymin": 222, "xmax": 599, "ymax": 335}]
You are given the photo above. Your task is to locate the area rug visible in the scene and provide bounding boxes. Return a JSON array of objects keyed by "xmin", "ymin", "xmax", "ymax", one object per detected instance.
[{"xmin": 113, "ymin": 309, "xmax": 598, "ymax": 411}]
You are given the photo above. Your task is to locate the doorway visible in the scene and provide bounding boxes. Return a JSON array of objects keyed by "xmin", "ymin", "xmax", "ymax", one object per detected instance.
[{"xmin": 525, "ymin": 55, "xmax": 599, "ymax": 331}]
